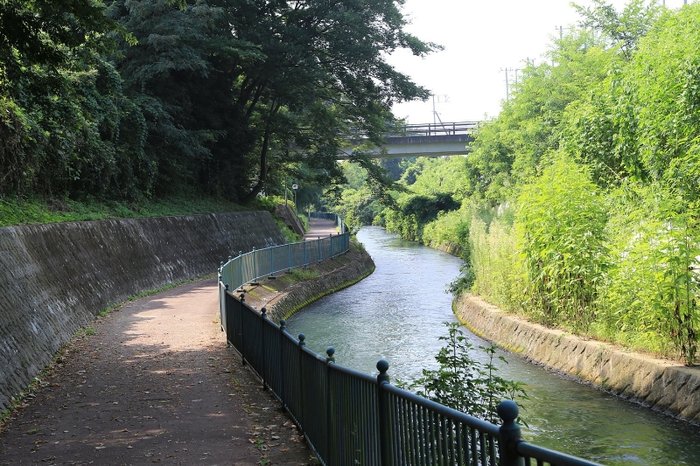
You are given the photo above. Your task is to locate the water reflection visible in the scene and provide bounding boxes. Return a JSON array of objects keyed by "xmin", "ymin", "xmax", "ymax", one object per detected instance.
[{"xmin": 286, "ymin": 226, "xmax": 700, "ymax": 465}]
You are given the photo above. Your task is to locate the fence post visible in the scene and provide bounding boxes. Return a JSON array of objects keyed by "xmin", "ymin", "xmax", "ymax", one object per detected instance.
[
  {"xmin": 317, "ymin": 236, "xmax": 321, "ymax": 262},
  {"xmin": 303, "ymin": 239, "xmax": 307, "ymax": 266},
  {"xmin": 279, "ymin": 319, "xmax": 287, "ymax": 409},
  {"xmin": 325, "ymin": 346, "xmax": 335, "ymax": 463},
  {"xmin": 377, "ymin": 359, "xmax": 393, "ymax": 466},
  {"xmin": 497, "ymin": 401, "xmax": 524, "ymax": 466},
  {"xmin": 261, "ymin": 307, "xmax": 268, "ymax": 390},
  {"xmin": 237, "ymin": 251, "xmax": 243, "ymax": 290},
  {"xmin": 298, "ymin": 334, "xmax": 306, "ymax": 429},
  {"xmin": 239, "ymin": 293, "xmax": 246, "ymax": 366},
  {"xmin": 253, "ymin": 247, "xmax": 257, "ymax": 281}
]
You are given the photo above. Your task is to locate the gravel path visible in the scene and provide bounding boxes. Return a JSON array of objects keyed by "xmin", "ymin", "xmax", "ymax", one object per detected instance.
[{"xmin": 0, "ymin": 278, "xmax": 315, "ymax": 466}]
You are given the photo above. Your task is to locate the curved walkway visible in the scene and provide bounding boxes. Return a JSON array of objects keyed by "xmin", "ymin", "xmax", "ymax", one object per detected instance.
[
  {"xmin": 0, "ymin": 279, "xmax": 315, "ymax": 465},
  {"xmin": 0, "ymin": 219, "xmax": 340, "ymax": 465}
]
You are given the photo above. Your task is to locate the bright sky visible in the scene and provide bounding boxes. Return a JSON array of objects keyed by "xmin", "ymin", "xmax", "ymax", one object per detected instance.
[{"xmin": 389, "ymin": 0, "xmax": 689, "ymax": 124}]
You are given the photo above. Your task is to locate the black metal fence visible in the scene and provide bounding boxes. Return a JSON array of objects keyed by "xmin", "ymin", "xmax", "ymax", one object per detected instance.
[{"xmin": 219, "ymin": 286, "xmax": 604, "ymax": 466}]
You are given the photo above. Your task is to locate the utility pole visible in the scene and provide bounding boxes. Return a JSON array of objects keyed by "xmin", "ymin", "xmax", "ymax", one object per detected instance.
[
  {"xmin": 431, "ymin": 94, "xmax": 449, "ymax": 125},
  {"xmin": 500, "ymin": 68, "xmax": 513, "ymax": 101}
]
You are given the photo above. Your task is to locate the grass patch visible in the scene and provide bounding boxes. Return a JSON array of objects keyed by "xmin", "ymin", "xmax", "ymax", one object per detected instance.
[
  {"xmin": 289, "ymin": 268, "xmax": 320, "ymax": 281},
  {"xmin": 0, "ymin": 195, "xmax": 246, "ymax": 227}
]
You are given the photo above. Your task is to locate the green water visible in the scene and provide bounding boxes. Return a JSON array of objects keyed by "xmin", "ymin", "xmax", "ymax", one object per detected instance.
[{"xmin": 286, "ymin": 226, "xmax": 700, "ymax": 465}]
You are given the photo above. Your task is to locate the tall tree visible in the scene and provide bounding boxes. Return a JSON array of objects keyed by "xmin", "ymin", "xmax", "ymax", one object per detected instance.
[
  {"xmin": 221, "ymin": 0, "xmax": 437, "ymax": 202},
  {"xmin": 0, "ymin": 0, "xmax": 147, "ymax": 199}
]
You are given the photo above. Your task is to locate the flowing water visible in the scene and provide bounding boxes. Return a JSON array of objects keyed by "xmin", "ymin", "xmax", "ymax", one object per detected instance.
[{"xmin": 286, "ymin": 226, "xmax": 700, "ymax": 465}]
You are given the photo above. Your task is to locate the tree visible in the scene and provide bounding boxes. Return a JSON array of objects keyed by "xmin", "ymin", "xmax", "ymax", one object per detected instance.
[
  {"xmin": 221, "ymin": 0, "xmax": 438, "ymax": 203},
  {"xmin": 466, "ymin": 27, "xmax": 615, "ymax": 205},
  {"xmin": 0, "ymin": 0, "xmax": 148, "ymax": 199},
  {"xmin": 572, "ymin": 0, "xmax": 661, "ymax": 59}
]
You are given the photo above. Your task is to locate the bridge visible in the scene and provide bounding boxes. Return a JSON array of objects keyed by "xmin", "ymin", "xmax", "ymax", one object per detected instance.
[{"xmin": 339, "ymin": 121, "xmax": 477, "ymax": 159}]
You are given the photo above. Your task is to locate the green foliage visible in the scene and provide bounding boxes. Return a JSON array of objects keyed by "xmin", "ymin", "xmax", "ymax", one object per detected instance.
[
  {"xmin": 402, "ymin": 323, "xmax": 527, "ymax": 424},
  {"xmin": 597, "ymin": 184, "xmax": 700, "ymax": 364},
  {"xmin": 0, "ymin": 195, "xmax": 242, "ymax": 227},
  {"xmin": 289, "ymin": 268, "xmax": 320, "ymax": 281},
  {"xmin": 469, "ymin": 211, "xmax": 522, "ymax": 308},
  {"xmin": 422, "ymin": 205, "xmax": 472, "ymax": 258},
  {"xmin": 1, "ymin": 0, "xmax": 436, "ymax": 207},
  {"xmin": 515, "ymin": 154, "xmax": 607, "ymax": 330},
  {"xmin": 466, "ymin": 27, "xmax": 616, "ymax": 205},
  {"xmin": 572, "ymin": 0, "xmax": 661, "ymax": 59}
]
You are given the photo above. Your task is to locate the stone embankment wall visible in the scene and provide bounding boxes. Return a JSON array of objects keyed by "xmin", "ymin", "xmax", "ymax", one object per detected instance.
[
  {"xmin": 266, "ymin": 245, "xmax": 375, "ymax": 323},
  {"xmin": 0, "ymin": 212, "xmax": 285, "ymax": 412},
  {"xmin": 455, "ymin": 294, "xmax": 700, "ymax": 423}
]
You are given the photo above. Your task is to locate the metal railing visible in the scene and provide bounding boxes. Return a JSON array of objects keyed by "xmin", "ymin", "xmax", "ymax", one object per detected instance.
[
  {"xmin": 218, "ymin": 291, "xmax": 603, "ymax": 464},
  {"xmin": 394, "ymin": 121, "xmax": 479, "ymax": 137},
  {"xmin": 218, "ymin": 222, "xmax": 349, "ymax": 294}
]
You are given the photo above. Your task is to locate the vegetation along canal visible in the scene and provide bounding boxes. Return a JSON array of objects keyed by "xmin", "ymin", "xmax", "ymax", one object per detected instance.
[{"xmin": 286, "ymin": 226, "xmax": 700, "ymax": 465}]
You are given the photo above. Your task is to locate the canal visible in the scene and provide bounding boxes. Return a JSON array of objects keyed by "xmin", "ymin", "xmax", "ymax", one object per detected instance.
[{"xmin": 286, "ymin": 226, "xmax": 700, "ymax": 465}]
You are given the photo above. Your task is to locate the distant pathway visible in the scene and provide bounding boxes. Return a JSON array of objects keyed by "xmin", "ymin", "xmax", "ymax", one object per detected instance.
[{"xmin": 304, "ymin": 218, "xmax": 339, "ymax": 241}]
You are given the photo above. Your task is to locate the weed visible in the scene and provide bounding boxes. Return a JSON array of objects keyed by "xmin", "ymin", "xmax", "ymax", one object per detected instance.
[{"xmin": 289, "ymin": 268, "xmax": 320, "ymax": 281}]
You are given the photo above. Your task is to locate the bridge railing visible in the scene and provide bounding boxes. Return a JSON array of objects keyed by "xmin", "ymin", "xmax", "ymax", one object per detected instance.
[
  {"xmin": 394, "ymin": 121, "xmax": 479, "ymax": 137},
  {"xmin": 346, "ymin": 121, "xmax": 478, "ymax": 141}
]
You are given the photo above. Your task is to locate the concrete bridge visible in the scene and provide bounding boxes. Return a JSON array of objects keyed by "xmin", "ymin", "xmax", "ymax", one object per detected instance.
[{"xmin": 339, "ymin": 121, "xmax": 477, "ymax": 159}]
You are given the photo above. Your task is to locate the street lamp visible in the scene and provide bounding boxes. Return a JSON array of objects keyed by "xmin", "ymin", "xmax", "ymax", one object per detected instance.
[{"xmin": 292, "ymin": 183, "xmax": 298, "ymax": 212}]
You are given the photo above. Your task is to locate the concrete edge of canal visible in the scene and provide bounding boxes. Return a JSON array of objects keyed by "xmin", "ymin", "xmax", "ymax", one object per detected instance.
[
  {"xmin": 248, "ymin": 241, "xmax": 376, "ymax": 325},
  {"xmin": 455, "ymin": 293, "xmax": 700, "ymax": 424}
]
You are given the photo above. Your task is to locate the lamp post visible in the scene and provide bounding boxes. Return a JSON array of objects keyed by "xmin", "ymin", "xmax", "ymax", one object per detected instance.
[{"xmin": 292, "ymin": 183, "xmax": 298, "ymax": 212}]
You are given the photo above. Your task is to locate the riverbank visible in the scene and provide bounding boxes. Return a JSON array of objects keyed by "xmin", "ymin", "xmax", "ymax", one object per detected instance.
[
  {"xmin": 455, "ymin": 293, "xmax": 700, "ymax": 424},
  {"xmin": 238, "ymin": 240, "xmax": 375, "ymax": 323}
]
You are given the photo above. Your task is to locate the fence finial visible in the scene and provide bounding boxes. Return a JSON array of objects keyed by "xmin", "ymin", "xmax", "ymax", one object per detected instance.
[
  {"xmin": 376, "ymin": 359, "xmax": 390, "ymax": 385},
  {"xmin": 280, "ymin": 319, "xmax": 286, "ymax": 331},
  {"xmin": 326, "ymin": 346, "xmax": 335, "ymax": 362},
  {"xmin": 299, "ymin": 334, "xmax": 306, "ymax": 347},
  {"xmin": 498, "ymin": 400, "xmax": 524, "ymax": 466},
  {"xmin": 261, "ymin": 307, "xmax": 267, "ymax": 317}
]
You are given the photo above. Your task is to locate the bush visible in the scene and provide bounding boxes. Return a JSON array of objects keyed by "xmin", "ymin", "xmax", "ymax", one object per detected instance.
[
  {"xmin": 401, "ymin": 323, "xmax": 527, "ymax": 424},
  {"xmin": 515, "ymin": 154, "xmax": 607, "ymax": 330}
]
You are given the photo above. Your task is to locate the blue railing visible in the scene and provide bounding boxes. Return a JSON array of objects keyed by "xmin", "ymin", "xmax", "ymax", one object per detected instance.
[{"xmin": 218, "ymin": 224, "xmax": 350, "ymax": 293}]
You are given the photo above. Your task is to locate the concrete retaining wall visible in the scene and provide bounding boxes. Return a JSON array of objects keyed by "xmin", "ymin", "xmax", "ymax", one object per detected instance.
[
  {"xmin": 0, "ymin": 212, "xmax": 285, "ymax": 412},
  {"xmin": 266, "ymin": 245, "xmax": 375, "ymax": 323},
  {"xmin": 455, "ymin": 294, "xmax": 700, "ymax": 423}
]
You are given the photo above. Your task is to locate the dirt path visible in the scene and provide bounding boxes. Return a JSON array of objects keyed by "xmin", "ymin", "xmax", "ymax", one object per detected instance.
[{"xmin": 0, "ymin": 278, "xmax": 316, "ymax": 466}]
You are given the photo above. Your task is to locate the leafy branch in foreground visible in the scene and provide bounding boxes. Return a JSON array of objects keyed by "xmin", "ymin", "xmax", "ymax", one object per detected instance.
[{"xmin": 401, "ymin": 322, "xmax": 527, "ymax": 425}]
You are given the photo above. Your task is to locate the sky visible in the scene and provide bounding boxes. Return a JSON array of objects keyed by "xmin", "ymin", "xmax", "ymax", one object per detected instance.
[{"xmin": 389, "ymin": 0, "xmax": 690, "ymax": 124}]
